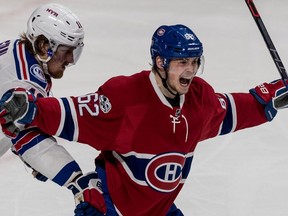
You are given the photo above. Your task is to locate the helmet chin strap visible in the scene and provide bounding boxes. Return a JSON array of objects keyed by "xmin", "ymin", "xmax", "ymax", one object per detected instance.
[
  {"xmin": 37, "ymin": 49, "xmax": 54, "ymax": 75},
  {"xmin": 31, "ymin": 40, "xmax": 53, "ymax": 75},
  {"xmin": 155, "ymin": 68, "xmax": 178, "ymax": 97},
  {"xmin": 34, "ymin": 55, "xmax": 49, "ymax": 75}
]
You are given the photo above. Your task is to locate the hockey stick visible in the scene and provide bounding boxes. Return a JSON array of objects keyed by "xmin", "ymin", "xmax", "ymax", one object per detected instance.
[{"xmin": 245, "ymin": 0, "xmax": 288, "ymax": 79}]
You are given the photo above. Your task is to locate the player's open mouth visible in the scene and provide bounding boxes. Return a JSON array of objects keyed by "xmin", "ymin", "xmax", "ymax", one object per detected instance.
[{"xmin": 179, "ymin": 78, "xmax": 191, "ymax": 87}]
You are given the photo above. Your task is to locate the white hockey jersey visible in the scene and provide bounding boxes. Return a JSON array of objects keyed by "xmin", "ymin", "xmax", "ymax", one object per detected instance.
[{"xmin": 0, "ymin": 39, "xmax": 81, "ymax": 186}]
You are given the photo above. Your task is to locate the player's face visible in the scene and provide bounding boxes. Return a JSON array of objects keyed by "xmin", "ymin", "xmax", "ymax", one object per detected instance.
[
  {"xmin": 47, "ymin": 45, "xmax": 75, "ymax": 79},
  {"xmin": 167, "ymin": 57, "xmax": 199, "ymax": 95}
]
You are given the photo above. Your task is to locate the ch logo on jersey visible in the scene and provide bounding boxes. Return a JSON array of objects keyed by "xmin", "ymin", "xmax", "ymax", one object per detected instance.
[
  {"xmin": 114, "ymin": 151, "xmax": 194, "ymax": 193},
  {"xmin": 145, "ymin": 153, "xmax": 186, "ymax": 192},
  {"xmin": 30, "ymin": 64, "xmax": 46, "ymax": 83}
]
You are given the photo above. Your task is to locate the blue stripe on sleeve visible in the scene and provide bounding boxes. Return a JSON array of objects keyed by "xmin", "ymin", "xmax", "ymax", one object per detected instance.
[
  {"xmin": 52, "ymin": 161, "xmax": 82, "ymax": 186},
  {"xmin": 59, "ymin": 98, "xmax": 75, "ymax": 141},
  {"xmin": 220, "ymin": 94, "xmax": 233, "ymax": 135}
]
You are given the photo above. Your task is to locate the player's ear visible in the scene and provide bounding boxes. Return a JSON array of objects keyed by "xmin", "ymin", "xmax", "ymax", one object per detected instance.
[
  {"xmin": 34, "ymin": 36, "xmax": 50, "ymax": 58},
  {"xmin": 39, "ymin": 41, "xmax": 49, "ymax": 55}
]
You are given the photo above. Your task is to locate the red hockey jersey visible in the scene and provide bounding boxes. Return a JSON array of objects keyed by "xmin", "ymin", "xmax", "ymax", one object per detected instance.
[{"xmin": 32, "ymin": 70, "xmax": 267, "ymax": 215}]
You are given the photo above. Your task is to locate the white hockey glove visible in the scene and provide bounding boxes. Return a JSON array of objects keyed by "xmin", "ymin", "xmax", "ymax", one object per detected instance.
[
  {"xmin": 67, "ymin": 172, "xmax": 107, "ymax": 216},
  {"xmin": 0, "ymin": 88, "xmax": 37, "ymax": 138},
  {"xmin": 250, "ymin": 79, "xmax": 288, "ymax": 121}
]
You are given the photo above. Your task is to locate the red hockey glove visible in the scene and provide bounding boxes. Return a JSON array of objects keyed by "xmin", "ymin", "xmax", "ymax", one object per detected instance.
[
  {"xmin": 250, "ymin": 79, "xmax": 288, "ymax": 121},
  {"xmin": 67, "ymin": 172, "xmax": 107, "ymax": 215},
  {"xmin": 0, "ymin": 88, "xmax": 37, "ymax": 138}
]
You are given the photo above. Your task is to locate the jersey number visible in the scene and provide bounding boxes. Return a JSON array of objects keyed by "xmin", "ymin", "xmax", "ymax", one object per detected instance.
[{"xmin": 78, "ymin": 93, "xmax": 99, "ymax": 116}]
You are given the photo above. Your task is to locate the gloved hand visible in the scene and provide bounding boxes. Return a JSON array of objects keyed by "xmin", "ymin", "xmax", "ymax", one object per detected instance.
[
  {"xmin": 67, "ymin": 172, "xmax": 106, "ymax": 216},
  {"xmin": 0, "ymin": 88, "xmax": 37, "ymax": 138},
  {"xmin": 74, "ymin": 202, "xmax": 105, "ymax": 216},
  {"xmin": 250, "ymin": 79, "xmax": 288, "ymax": 121}
]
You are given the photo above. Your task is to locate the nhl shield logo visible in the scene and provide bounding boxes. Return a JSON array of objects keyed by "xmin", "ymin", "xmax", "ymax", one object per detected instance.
[{"xmin": 99, "ymin": 95, "xmax": 111, "ymax": 113}]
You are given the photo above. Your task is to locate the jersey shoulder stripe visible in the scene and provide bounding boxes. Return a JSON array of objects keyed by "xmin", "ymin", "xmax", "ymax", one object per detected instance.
[
  {"xmin": 13, "ymin": 40, "xmax": 29, "ymax": 80},
  {"xmin": 12, "ymin": 40, "xmax": 50, "ymax": 91}
]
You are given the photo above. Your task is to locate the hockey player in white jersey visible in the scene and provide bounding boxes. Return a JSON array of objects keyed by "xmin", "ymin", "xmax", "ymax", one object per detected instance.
[{"xmin": 0, "ymin": 3, "xmax": 106, "ymax": 215}]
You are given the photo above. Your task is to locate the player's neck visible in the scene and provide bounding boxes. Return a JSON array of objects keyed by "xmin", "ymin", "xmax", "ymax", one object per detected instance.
[{"xmin": 154, "ymin": 70, "xmax": 177, "ymax": 99}]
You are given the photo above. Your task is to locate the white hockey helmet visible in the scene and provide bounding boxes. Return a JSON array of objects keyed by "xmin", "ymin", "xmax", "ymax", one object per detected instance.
[{"xmin": 26, "ymin": 3, "xmax": 84, "ymax": 65}]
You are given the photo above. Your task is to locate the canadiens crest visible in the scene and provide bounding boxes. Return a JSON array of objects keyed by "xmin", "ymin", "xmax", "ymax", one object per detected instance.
[
  {"xmin": 145, "ymin": 153, "xmax": 185, "ymax": 192},
  {"xmin": 99, "ymin": 95, "xmax": 111, "ymax": 113},
  {"xmin": 113, "ymin": 151, "xmax": 194, "ymax": 193}
]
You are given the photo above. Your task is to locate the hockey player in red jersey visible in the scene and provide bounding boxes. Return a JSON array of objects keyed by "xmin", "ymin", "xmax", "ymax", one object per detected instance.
[{"xmin": 1, "ymin": 24, "xmax": 288, "ymax": 215}]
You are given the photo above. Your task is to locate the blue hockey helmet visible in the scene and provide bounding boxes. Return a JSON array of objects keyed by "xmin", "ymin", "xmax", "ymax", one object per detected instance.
[{"xmin": 150, "ymin": 24, "xmax": 203, "ymax": 68}]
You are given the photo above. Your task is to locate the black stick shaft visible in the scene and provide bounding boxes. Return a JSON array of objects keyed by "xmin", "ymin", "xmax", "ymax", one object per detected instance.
[{"xmin": 245, "ymin": 0, "xmax": 288, "ymax": 79}]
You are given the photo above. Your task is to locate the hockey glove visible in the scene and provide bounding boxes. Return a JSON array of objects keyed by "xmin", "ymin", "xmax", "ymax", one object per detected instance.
[
  {"xmin": 74, "ymin": 202, "xmax": 105, "ymax": 216},
  {"xmin": 250, "ymin": 79, "xmax": 288, "ymax": 121},
  {"xmin": 67, "ymin": 172, "xmax": 106, "ymax": 216},
  {"xmin": 0, "ymin": 88, "xmax": 37, "ymax": 138}
]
